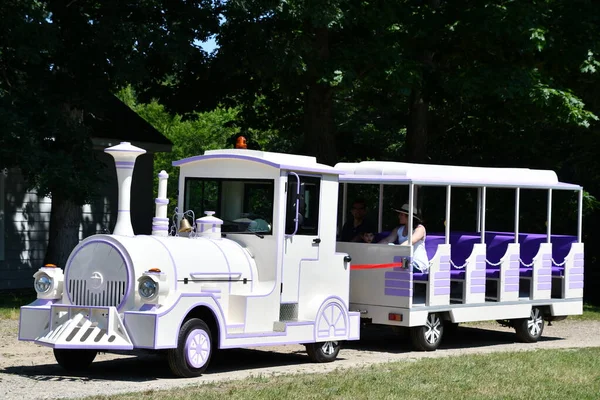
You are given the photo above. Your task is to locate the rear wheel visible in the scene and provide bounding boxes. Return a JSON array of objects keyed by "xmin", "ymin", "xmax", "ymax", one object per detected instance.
[
  {"xmin": 167, "ymin": 318, "xmax": 213, "ymax": 377},
  {"xmin": 53, "ymin": 349, "xmax": 97, "ymax": 371},
  {"xmin": 305, "ymin": 341, "xmax": 341, "ymax": 363},
  {"xmin": 410, "ymin": 313, "xmax": 444, "ymax": 351},
  {"xmin": 514, "ymin": 307, "xmax": 544, "ymax": 343}
]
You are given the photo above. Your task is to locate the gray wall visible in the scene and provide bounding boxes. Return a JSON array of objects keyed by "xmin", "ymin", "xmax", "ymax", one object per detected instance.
[{"xmin": 0, "ymin": 152, "xmax": 156, "ymax": 290}]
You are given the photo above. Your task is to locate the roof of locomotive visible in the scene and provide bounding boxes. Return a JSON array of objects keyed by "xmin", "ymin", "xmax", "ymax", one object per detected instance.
[{"xmin": 173, "ymin": 149, "xmax": 341, "ymax": 175}]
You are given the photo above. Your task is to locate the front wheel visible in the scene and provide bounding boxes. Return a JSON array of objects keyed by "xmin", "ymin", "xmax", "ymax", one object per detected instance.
[
  {"xmin": 305, "ymin": 341, "xmax": 341, "ymax": 363},
  {"xmin": 167, "ymin": 318, "xmax": 214, "ymax": 377},
  {"xmin": 514, "ymin": 307, "xmax": 544, "ymax": 343},
  {"xmin": 53, "ymin": 349, "xmax": 97, "ymax": 371},
  {"xmin": 410, "ymin": 313, "xmax": 444, "ymax": 351}
]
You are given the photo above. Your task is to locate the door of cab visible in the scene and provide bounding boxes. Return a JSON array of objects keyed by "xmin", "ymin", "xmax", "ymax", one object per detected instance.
[{"xmin": 281, "ymin": 173, "xmax": 321, "ymax": 304}]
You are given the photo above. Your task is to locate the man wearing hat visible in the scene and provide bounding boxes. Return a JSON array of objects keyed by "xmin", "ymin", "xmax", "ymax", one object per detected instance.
[{"xmin": 379, "ymin": 203, "xmax": 429, "ymax": 272}]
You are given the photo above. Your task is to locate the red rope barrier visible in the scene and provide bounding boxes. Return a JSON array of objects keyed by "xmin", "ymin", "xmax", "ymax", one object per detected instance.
[{"xmin": 350, "ymin": 262, "xmax": 403, "ymax": 270}]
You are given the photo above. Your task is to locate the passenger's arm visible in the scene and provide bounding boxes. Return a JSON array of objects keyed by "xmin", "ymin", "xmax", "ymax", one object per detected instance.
[
  {"xmin": 378, "ymin": 229, "xmax": 398, "ymax": 244},
  {"xmin": 399, "ymin": 225, "xmax": 426, "ymax": 245}
]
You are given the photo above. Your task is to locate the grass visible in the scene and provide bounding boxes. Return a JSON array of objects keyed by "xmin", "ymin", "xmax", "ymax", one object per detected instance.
[
  {"xmin": 80, "ymin": 348, "xmax": 600, "ymax": 400},
  {"xmin": 570, "ymin": 304, "xmax": 600, "ymax": 321},
  {"xmin": 0, "ymin": 289, "xmax": 36, "ymax": 320}
]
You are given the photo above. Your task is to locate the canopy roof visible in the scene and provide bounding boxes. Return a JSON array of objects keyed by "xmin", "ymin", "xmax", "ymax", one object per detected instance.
[{"xmin": 336, "ymin": 161, "xmax": 581, "ymax": 190}]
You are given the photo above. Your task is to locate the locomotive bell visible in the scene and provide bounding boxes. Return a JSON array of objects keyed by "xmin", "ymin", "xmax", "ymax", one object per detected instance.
[{"xmin": 178, "ymin": 218, "xmax": 192, "ymax": 233}]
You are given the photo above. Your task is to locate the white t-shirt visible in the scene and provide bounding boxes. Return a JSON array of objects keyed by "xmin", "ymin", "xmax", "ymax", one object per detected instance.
[{"xmin": 396, "ymin": 225, "xmax": 429, "ymax": 272}]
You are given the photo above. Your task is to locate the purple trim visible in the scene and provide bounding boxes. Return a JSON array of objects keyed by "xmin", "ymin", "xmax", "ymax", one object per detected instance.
[
  {"xmin": 64, "ymin": 238, "xmax": 133, "ymax": 311},
  {"xmin": 172, "ymin": 154, "xmax": 340, "ymax": 175},
  {"xmin": 44, "ymin": 343, "xmax": 134, "ymax": 350},
  {"xmin": 386, "ymin": 280, "xmax": 411, "ymax": 289},
  {"xmin": 18, "ymin": 300, "xmax": 58, "ymax": 341},
  {"xmin": 538, "ymin": 275, "xmax": 552, "ymax": 283},
  {"xmin": 29, "ymin": 298, "xmax": 57, "ymax": 306},
  {"xmin": 537, "ymin": 283, "xmax": 552, "ymax": 291},
  {"xmin": 385, "ymin": 288, "xmax": 412, "ymax": 297},
  {"xmin": 185, "ymin": 328, "xmax": 211, "ymax": 368},
  {"xmin": 470, "ymin": 270, "xmax": 486, "ymax": 278},
  {"xmin": 505, "ymin": 269, "xmax": 520, "ymax": 277},
  {"xmin": 505, "ymin": 284, "xmax": 519, "ymax": 292},
  {"xmin": 139, "ymin": 304, "xmax": 157, "ymax": 311},
  {"xmin": 570, "ymin": 267, "xmax": 584, "ymax": 275},
  {"xmin": 200, "ymin": 288, "xmax": 221, "ymax": 294},
  {"xmin": 570, "ymin": 275, "xmax": 584, "ymax": 282},
  {"xmin": 116, "ymin": 166, "xmax": 134, "ymax": 170},
  {"xmin": 569, "ymin": 281, "xmax": 584, "ymax": 289},
  {"xmin": 147, "ymin": 236, "xmax": 178, "ymax": 292},
  {"xmin": 385, "ymin": 271, "xmax": 411, "ymax": 279},
  {"xmin": 153, "ymin": 217, "xmax": 169, "ymax": 222},
  {"xmin": 158, "ymin": 171, "xmax": 169, "ymax": 178},
  {"xmin": 155, "ymin": 198, "xmax": 169, "ymax": 204},
  {"xmin": 115, "ymin": 161, "xmax": 136, "ymax": 166},
  {"xmin": 470, "ymin": 278, "xmax": 486, "ymax": 285},
  {"xmin": 152, "ymin": 225, "xmax": 169, "ymax": 231},
  {"xmin": 505, "ymin": 276, "xmax": 520, "ymax": 285},
  {"xmin": 434, "ymin": 287, "xmax": 451, "ymax": 296},
  {"xmin": 470, "ymin": 286, "xmax": 486, "ymax": 294}
]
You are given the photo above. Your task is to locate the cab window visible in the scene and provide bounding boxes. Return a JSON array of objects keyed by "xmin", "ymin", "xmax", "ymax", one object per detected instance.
[
  {"xmin": 184, "ymin": 178, "xmax": 274, "ymax": 234},
  {"xmin": 285, "ymin": 175, "xmax": 321, "ymax": 236}
]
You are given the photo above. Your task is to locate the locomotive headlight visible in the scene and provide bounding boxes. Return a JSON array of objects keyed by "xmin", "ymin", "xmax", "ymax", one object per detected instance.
[
  {"xmin": 138, "ymin": 277, "xmax": 158, "ymax": 300},
  {"xmin": 33, "ymin": 264, "xmax": 64, "ymax": 299},
  {"xmin": 35, "ymin": 274, "xmax": 53, "ymax": 293},
  {"xmin": 137, "ymin": 270, "xmax": 169, "ymax": 305}
]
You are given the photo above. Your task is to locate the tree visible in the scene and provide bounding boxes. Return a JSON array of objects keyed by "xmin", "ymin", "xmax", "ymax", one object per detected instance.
[{"xmin": 0, "ymin": 0, "xmax": 220, "ymax": 267}]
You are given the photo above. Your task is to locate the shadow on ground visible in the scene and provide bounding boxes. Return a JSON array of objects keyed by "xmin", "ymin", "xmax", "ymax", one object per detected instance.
[
  {"xmin": 1, "ymin": 323, "xmax": 562, "ymax": 382},
  {"xmin": 346, "ymin": 323, "xmax": 562, "ymax": 353}
]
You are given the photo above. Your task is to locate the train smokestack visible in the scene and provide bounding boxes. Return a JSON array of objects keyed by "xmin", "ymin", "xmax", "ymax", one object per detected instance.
[{"xmin": 105, "ymin": 142, "xmax": 146, "ymax": 236}]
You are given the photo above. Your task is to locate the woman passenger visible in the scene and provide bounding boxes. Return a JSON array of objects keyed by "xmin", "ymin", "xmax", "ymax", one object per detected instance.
[{"xmin": 379, "ymin": 204, "xmax": 429, "ymax": 272}]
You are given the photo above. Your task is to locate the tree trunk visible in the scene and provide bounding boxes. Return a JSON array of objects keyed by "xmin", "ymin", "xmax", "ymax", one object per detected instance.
[
  {"xmin": 406, "ymin": 87, "xmax": 429, "ymax": 163},
  {"xmin": 303, "ymin": 26, "xmax": 337, "ymax": 166},
  {"xmin": 43, "ymin": 184, "xmax": 82, "ymax": 269}
]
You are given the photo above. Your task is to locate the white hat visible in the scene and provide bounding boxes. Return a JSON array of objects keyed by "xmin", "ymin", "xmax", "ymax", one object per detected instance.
[{"xmin": 393, "ymin": 203, "xmax": 421, "ymax": 221}]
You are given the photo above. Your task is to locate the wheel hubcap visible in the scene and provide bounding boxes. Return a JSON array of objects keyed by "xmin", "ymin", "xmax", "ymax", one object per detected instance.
[
  {"xmin": 321, "ymin": 341, "xmax": 339, "ymax": 355},
  {"xmin": 185, "ymin": 329, "xmax": 211, "ymax": 369},
  {"xmin": 527, "ymin": 308, "xmax": 543, "ymax": 336},
  {"xmin": 425, "ymin": 314, "xmax": 442, "ymax": 344}
]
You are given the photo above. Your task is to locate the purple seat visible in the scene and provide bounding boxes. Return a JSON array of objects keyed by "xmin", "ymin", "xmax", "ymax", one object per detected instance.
[
  {"xmin": 519, "ymin": 267, "xmax": 533, "ymax": 277},
  {"xmin": 425, "ymin": 234, "xmax": 445, "ymax": 259},
  {"xmin": 450, "ymin": 269, "xmax": 465, "ymax": 279},
  {"xmin": 413, "ymin": 272, "xmax": 429, "ymax": 281},
  {"xmin": 486, "ymin": 268, "xmax": 501, "ymax": 279}
]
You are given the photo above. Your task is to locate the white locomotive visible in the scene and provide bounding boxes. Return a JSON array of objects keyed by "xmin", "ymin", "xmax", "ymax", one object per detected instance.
[{"xmin": 19, "ymin": 142, "xmax": 361, "ymax": 377}]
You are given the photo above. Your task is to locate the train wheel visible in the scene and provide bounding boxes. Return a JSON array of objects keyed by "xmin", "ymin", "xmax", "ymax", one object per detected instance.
[
  {"xmin": 410, "ymin": 313, "xmax": 444, "ymax": 351},
  {"xmin": 168, "ymin": 318, "xmax": 213, "ymax": 377},
  {"xmin": 305, "ymin": 341, "xmax": 341, "ymax": 362},
  {"xmin": 53, "ymin": 349, "xmax": 97, "ymax": 371},
  {"xmin": 514, "ymin": 307, "xmax": 544, "ymax": 343}
]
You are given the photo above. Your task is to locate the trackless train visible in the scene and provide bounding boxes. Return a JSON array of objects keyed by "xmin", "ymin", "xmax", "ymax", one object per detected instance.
[{"xmin": 18, "ymin": 143, "xmax": 584, "ymax": 376}]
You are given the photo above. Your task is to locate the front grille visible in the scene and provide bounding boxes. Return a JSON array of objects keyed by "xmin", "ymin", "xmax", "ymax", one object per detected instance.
[
  {"xmin": 68, "ymin": 279, "xmax": 127, "ymax": 307},
  {"xmin": 65, "ymin": 239, "xmax": 131, "ymax": 309}
]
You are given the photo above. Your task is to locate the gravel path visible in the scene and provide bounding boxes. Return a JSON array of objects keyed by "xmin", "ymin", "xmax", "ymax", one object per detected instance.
[{"xmin": 1, "ymin": 318, "xmax": 599, "ymax": 399}]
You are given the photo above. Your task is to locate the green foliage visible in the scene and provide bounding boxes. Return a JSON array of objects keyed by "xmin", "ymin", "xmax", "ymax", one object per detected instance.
[{"xmin": 0, "ymin": 0, "xmax": 220, "ymax": 202}]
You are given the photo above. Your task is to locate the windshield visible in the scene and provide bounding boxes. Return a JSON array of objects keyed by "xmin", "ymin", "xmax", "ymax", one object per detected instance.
[{"xmin": 184, "ymin": 178, "xmax": 274, "ymax": 234}]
